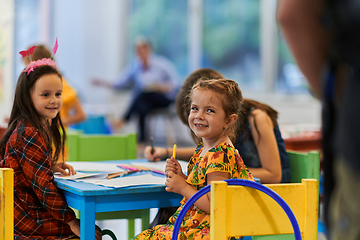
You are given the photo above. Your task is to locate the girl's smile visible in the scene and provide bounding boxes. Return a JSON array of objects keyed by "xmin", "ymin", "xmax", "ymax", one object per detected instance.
[{"xmin": 194, "ymin": 123, "xmax": 208, "ymax": 129}]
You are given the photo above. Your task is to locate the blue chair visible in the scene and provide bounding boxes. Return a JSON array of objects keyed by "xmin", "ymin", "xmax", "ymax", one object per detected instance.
[{"xmin": 70, "ymin": 115, "xmax": 112, "ymax": 134}]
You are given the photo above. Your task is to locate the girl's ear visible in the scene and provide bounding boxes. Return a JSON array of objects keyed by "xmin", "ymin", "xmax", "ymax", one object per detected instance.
[{"xmin": 225, "ymin": 114, "xmax": 238, "ymax": 128}]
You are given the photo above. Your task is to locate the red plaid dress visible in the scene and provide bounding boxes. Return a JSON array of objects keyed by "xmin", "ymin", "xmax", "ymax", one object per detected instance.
[{"xmin": 0, "ymin": 121, "xmax": 76, "ymax": 239}]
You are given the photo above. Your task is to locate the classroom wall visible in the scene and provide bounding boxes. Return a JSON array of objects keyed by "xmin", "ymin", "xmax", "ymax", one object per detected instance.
[
  {"xmin": 52, "ymin": 0, "xmax": 129, "ymax": 104},
  {"xmin": 0, "ymin": 0, "xmax": 15, "ymax": 126}
]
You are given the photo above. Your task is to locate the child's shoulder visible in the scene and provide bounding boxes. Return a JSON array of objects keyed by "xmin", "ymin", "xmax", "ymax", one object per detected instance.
[
  {"xmin": 209, "ymin": 141, "xmax": 235, "ymax": 153},
  {"xmin": 10, "ymin": 121, "xmax": 41, "ymax": 140}
]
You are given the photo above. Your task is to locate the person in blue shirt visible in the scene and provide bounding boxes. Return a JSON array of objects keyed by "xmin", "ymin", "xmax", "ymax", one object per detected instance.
[{"xmin": 93, "ymin": 37, "xmax": 179, "ymax": 142}]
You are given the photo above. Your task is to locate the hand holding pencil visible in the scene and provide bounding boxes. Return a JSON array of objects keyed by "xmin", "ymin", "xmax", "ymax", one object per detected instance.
[{"xmin": 165, "ymin": 144, "xmax": 180, "ymax": 178}]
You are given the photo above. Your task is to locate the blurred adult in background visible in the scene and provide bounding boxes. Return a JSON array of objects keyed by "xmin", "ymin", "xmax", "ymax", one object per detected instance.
[
  {"xmin": 92, "ymin": 37, "xmax": 179, "ymax": 143},
  {"xmin": 278, "ymin": 0, "xmax": 360, "ymax": 239},
  {"xmin": 22, "ymin": 45, "xmax": 86, "ymax": 128}
]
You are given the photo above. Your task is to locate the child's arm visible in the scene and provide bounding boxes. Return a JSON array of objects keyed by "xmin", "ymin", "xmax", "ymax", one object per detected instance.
[
  {"xmin": 144, "ymin": 146, "xmax": 195, "ymax": 162},
  {"xmin": 52, "ymin": 162, "xmax": 76, "ymax": 176},
  {"xmin": 20, "ymin": 128, "xmax": 76, "ymax": 223},
  {"xmin": 247, "ymin": 110, "xmax": 282, "ymax": 183},
  {"xmin": 166, "ymin": 171, "xmax": 229, "ymax": 213}
]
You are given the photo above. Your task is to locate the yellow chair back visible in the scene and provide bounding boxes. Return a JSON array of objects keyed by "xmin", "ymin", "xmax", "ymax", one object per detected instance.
[
  {"xmin": 0, "ymin": 168, "xmax": 14, "ymax": 239},
  {"xmin": 210, "ymin": 179, "xmax": 318, "ymax": 240}
]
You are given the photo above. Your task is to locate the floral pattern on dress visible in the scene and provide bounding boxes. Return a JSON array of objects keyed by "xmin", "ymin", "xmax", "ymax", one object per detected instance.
[{"xmin": 133, "ymin": 142, "xmax": 253, "ymax": 240}]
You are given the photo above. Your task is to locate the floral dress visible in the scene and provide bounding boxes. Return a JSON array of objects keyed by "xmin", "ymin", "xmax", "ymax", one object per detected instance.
[{"xmin": 133, "ymin": 142, "xmax": 253, "ymax": 240}]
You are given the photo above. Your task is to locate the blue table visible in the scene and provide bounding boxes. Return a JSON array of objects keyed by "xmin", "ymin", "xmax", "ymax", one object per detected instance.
[{"xmin": 54, "ymin": 160, "xmax": 183, "ymax": 240}]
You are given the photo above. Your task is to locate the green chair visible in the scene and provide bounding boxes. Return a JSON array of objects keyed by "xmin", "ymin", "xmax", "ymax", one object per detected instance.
[
  {"xmin": 252, "ymin": 150, "xmax": 321, "ymax": 240},
  {"xmin": 66, "ymin": 131, "xmax": 149, "ymax": 240},
  {"xmin": 67, "ymin": 131, "xmax": 137, "ymax": 161},
  {"xmin": 288, "ymin": 150, "xmax": 321, "ymax": 183}
]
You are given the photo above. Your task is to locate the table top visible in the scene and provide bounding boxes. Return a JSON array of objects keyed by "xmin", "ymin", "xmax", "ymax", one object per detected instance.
[{"xmin": 54, "ymin": 159, "xmax": 170, "ymax": 196}]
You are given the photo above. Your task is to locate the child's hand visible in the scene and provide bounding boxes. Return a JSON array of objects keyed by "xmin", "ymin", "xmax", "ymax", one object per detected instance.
[
  {"xmin": 165, "ymin": 171, "xmax": 189, "ymax": 195},
  {"xmin": 52, "ymin": 162, "xmax": 76, "ymax": 176},
  {"xmin": 144, "ymin": 146, "xmax": 166, "ymax": 162},
  {"xmin": 165, "ymin": 157, "xmax": 183, "ymax": 177}
]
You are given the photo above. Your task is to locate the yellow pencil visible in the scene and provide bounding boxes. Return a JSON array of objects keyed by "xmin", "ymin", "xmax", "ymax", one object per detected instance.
[{"xmin": 172, "ymin": 144, "xmax": 177, "ymax": 159}]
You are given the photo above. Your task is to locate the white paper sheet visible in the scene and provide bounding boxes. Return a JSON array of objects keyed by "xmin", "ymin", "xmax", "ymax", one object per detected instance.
[
  {"xmin": 83, "ymin": 173, "xmax": 166, "ymax": 188},
  {"xmin": 66, "ymin": 161, "xmax": 123, "ymax": 173},
  {"xmin": 54, "ymin": 172, "xmax": 106, "ymax": 180}
]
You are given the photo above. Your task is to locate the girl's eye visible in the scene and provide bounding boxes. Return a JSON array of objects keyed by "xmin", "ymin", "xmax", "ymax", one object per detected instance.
[
  {"xmin": 42, "ymin": 93, "xmax": 49, "ymax": 97},
  {"xmin": 191, "ymin": 107, "xmax": 198, "ymax": 111},
  {"xmin": 207, "ymin": 109, "xmax": 215, "ymax": 113},
  {"xmin": 56, "ymin": 92, "xmax": 62, "ymax": 97}
]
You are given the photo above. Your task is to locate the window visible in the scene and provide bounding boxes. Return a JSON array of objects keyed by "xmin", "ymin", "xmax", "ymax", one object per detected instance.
[
  {"xmin": 129, "ymin": 0, "xmax": 188, "ymax": 79},
  {"xmin": 203, "ymin": 0, "xmax": 261, "ymax": 89}
]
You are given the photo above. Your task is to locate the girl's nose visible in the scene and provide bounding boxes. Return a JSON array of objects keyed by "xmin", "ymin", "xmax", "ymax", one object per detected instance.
[{"xmin": 195, "ymin": 112, "xmax": 204, "ymax": 119}]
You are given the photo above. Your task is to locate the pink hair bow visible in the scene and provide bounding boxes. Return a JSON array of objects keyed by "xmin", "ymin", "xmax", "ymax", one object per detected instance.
[
  {"xmin": 52, "ymin": 38, "xmax": 58, "ymax": 55},
  {"xmin": 19, "ymin": 46, "xmax": 36, "ymax": 58},
  {"xmin": 20, "ymin": 38, "xmax": 59, "ymax": 75}
]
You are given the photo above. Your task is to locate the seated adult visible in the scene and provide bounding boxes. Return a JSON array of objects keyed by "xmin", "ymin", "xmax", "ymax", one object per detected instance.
[{"xmin": 92, "ymin": 37, "xmax": 179, "ymax": 143}]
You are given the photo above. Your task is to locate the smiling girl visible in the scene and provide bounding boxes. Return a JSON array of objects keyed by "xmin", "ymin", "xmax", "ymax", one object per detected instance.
[
  {"xmin": 134, "ymin": 79, "xmax": 253, "ymax": 240},
  {"xmin": 0, "ymin": 47, "xmax": 101, "ymax": 240}
]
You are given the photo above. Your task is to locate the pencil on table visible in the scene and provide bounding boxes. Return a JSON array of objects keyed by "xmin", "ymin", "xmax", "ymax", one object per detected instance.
[{"xmin": 106, "ymin": 170, "xmax": 137, "ymax": 180}]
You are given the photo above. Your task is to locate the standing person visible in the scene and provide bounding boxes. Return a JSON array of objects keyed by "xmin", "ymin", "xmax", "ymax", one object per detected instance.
[
  {"xmin": 134, "ymin": 79, "xmax": 253, "ymax": 239},
  {"xmin": 0, "ymin": 46, "xmax": 101, "ymax": 239},
  {"xmin": 92, "ymin": 37, "xmax": 179, "ymax": 143},
  {"xmin": 277, "ymin": 0, "xmax": 360, "ymax": 239}
]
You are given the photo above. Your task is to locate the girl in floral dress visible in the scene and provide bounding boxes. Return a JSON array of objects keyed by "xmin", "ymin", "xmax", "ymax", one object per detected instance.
[{"xmin": 134, "ymin": 78, "xmax": 253, "ymax": 240}]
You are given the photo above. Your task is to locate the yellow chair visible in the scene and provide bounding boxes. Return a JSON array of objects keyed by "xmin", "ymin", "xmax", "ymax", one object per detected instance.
[
  {"xmin": 172, "ymin": 179, "xmax": 318, "ymax": 240},
  {"xmin": 66, "ymin": 131, "xmax": 149, "ymax": 240},
  {"xmin": 251, "ymin": 150, "xmax": 321, "ymax": 240},
  {"xmin": 0, "ymin": 168, "xmax": 14, "ymax": 239}
]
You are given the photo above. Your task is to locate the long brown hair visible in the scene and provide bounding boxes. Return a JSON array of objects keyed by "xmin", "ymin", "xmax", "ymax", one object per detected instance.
[
  {"xmin": 0, "ymin": 65, "xmax": 66, "ymax": 165},
  {"xmin": 240, "ymin": 99, "xmax": 278, "ymax": 141}
]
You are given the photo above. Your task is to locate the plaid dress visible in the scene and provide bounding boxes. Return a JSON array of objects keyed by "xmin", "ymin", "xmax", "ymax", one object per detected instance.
[
  {"xmin": 134, "ymin": 142, "xmax": 254, "ymax": 240},
  {"xmin": 0, "ymin": 121, "xmax": 76, "ymax": 239}
]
